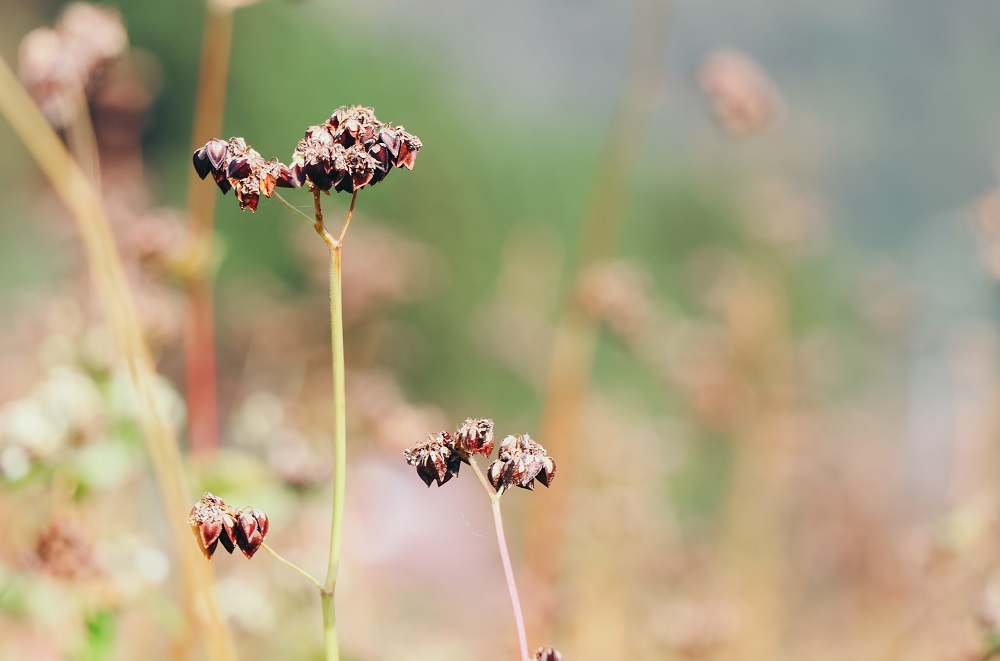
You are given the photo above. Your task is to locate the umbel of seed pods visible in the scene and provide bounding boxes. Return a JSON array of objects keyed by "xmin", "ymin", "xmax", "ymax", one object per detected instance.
[
  {"xmin": 192, "ymin": 105, "xmax": 422, "ymax": 212},
  {"xmin": 404, "ymin": 418, "xmax": 557, "ymax": 492},
  {"xmin": 188, "ymin": 493, "xmax": 269, "ymax": 559}
]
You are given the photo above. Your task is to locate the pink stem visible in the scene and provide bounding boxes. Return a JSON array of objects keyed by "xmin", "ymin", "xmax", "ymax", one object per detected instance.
[{"xmin": 491, "ymin": 496, "xmax": 530, "ymax": 661}]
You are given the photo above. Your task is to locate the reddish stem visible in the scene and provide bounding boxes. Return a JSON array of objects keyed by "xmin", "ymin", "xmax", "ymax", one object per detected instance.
[{"xmin": 183, "ymin": 5, "xmax": 234, "ymax": 455}]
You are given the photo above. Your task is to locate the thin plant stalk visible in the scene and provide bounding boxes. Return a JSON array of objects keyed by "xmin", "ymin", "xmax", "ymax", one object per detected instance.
[
  {"xmin": 469, "ymin": 458, "xmax": 531, "ymax": 661},
  {"xmin": 0, "ymin": 54, "xmax": 235, "ymax": 659},
  {"xmin": 261, "ymin": 543, "xmax": 325, "ymax": 591},
  {"xmin": 313, "ymin": 190, "xmax": 357, "ymax": 661},
  {"xmin": 183, "ymin": 2, "xmax": 235, "ymax": 456},
  {"xmin": 519, "ymin": 0, "xmax": 672, "ymax": 644}
]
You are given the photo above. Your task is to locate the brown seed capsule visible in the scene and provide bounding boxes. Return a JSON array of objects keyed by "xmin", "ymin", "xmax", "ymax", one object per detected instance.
[
  {"xmin": 455, "ymin": 418, "xmax": 495, "ymax": 458},
  {"xmin": 487, "ymin": 434, "xmax": 556, "ymax": 492},
  {"xmin": 403, "ymin": 431, "xmax": 462, "ymax": 487},
  {"xmin": 533, "ymin": 647, "xmax": 563, "ymax": 661},
  {"xmin": 188, "ymin": 492, "xmax": 239, "ymax": 559},
  {"xmin": 235, "ymin": 507, "xmax": 269, "ymax": 559}
]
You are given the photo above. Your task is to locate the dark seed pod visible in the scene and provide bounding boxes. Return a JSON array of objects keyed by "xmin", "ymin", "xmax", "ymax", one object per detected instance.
[
  {"xmin": 235, "ymin": 508, "xmax": 268, "ymax": 559},
  {"xmin": 490, "ymin": 434, "xmax": 556, "ymax": 492},
  {"xmin": 455, "ymin": 418, "xmax": 495, "ymax": 458},
  {"xmin": 403, "ymin": 432, "xmax": 462, "ymax": 487}
]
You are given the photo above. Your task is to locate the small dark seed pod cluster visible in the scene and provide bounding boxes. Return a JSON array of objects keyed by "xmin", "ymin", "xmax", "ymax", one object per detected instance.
[
  {"xmin": 403, "ymin": 431, "xmax": 463, "ymax": 488},
  {"xmin": 192, "ymin": 137, "xmax": 295, "ymax": 212},
  {"xmin": 403, "ymin": 419, "xmax": 556, "ymax": 494},
  {"xmin": 290, "ymin": 105, "xmax": 422, "ymax": 193},
  {"xmin": 187, "ymin": 492, "xmax": 270, "ymax": 559},
  {"xmin": 192, "ymin": 105, "xmax": 421, "ymax": 212},
  {"xmin": 486, "ymin": 433, "xmax": 556, "ymax": 492}
]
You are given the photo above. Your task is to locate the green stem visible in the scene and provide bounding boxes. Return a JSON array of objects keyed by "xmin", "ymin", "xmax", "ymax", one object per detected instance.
[
  {"xmin": 325, "ymin": 243, "xmax": 346, "ymax": 587},
  {"xmin": 314, "ymin": 190, "xmax": 348, "ymax": 661},
  {"xmin": 274, "ymin": 191, "xmax": 318, "ymax": 227},
  {"xmin": 260, "ymin": 543, "xmax": 324, "ymax": 591},
  {"xmin": 321, "ymin": 593, "xmax": 339, "ymax": 660}
]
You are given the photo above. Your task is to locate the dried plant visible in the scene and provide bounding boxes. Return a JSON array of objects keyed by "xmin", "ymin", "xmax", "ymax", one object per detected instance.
[
  {"xmin": 403, "ymin": 418, "xmax": 562, "ymax": 661},
  {"xmin": 190, "ymin": 104, "xmax": 421, "ymax": 661}
]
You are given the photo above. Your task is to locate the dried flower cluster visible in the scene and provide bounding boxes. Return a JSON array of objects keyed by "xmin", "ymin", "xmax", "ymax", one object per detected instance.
[
  {"xmin": 19, "ymin": 2, "xmax": 128, "ymax": 126},
  {"xmin": 534, "ymin": 647, "xmax": 564, "ymax": 661},
  {"xmin": 404, "ymin": 419, "xmax": 556, "ymax": 493},
  {"xmin": 192, "ymin": 137, "xmax": 295, "ymax": 212},
  {"xmin": 187, "ymin": 492, "xmax": 269, "ymax": 559},
  {"xmin": 487, "ymin": 433, "xmax": 556, "ymax": 492},
  {"xmin": 403, "ymin": 431, "xmax": 463, "ymax": 487},
  {"xmin": 192, "ymin": 106, "xmax": 421, "ymax": 211},
  {"xmin": 455, "ymin": 417, "xmax": 495, "ymax": 457},
  {"xmin": 290, "ymin": 105, "xmax": 422, "ymax": 193}
]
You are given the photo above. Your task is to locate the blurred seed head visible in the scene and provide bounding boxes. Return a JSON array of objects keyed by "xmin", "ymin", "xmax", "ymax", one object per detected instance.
[
  {"xmin": 455, "ymin": 418, "xmax": 495, "ymax": 458},
  {"xmin": 18, "ymin": 3, "xmax": 128, "ymax": 127},
  {"xmin": 33, "ymin": 518, "xmax": 98, "ymax": 580},
  {"xmin": 576, "ymin": 260, "xmax": 654, "ymax": 344},
  {"xmin": 533, "ymin": 647, "xmax": 563, "ymax": 661},
  {"xmin": 403, "ymin": 431, "xmax": 463, "ymax": 487},
  {"xmin": 487, "ymin": 433, "xmax": 556, "ymax": 492},
  {"xmin": 698, "ymin": 50, "xmax": 784, "ymax": 135}
]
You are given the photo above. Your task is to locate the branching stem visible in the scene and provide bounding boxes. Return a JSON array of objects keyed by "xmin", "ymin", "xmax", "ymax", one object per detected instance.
[{"xmin": 261, "ymin": 543, "xmax": 324, "ymax": 591}]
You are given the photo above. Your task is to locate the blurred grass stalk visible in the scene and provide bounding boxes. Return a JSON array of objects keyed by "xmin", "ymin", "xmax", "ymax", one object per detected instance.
[
  {"xmin": 519, "ymin": 0, "xmax": 671, "ymax": 648},
  {"xmin": 0, "ymin": 53, "xmax": 236, "ymax": 660},
  {"xmin": 183, "ymin": 1, "xmax": 236, "ymax": 456}
]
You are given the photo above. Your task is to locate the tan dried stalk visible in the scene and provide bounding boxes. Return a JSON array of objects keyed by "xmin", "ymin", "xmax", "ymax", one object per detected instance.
[
  {"xmin": 520, "ymin": 0, "xmax": 673, "ymax": 644},
  {"xmin": 0, "ymin": 53, "xmax": 235, "ymax": 660}
]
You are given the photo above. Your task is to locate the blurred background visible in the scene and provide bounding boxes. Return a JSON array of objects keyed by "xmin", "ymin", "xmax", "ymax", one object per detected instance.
[{"xmin": 3, "ymin": 0, "xmax": 1000, "ymax": 659}]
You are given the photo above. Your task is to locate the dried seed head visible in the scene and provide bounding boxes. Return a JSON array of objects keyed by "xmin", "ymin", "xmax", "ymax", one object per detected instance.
[
  {"xmin": 192, "ymin": 137, "xmax": 292, "ymax": 211},
  {"xmin": 291, "ymin": 106, "xmax": 422, "ymax": 193},
  {"xmin": 187, "ymin": 492, "xmax": 238, "ymax": 559},
  {"xmin": 403, "ymin": 431, "xmax": 462, "ymax": 487},
  {"xmin": 455, "ymin": 418, "xmax": 495, "ymax": 458},
  {"xmin": 533, "ymin": 647, "xmax": 564, "ymax": 661},
  {"xmin": 235, "ymin": 508, "xmax": 269, "ymax": 559},
  {"xmin": 487, "ymin": 434, "xmax": 556, "ymax": 492}
]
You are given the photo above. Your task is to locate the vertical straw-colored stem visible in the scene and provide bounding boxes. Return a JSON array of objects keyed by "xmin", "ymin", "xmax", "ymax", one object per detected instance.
[
  {"xmin": 519, "ymin": 0, "xmax": 672, "ymax": 645},
  {"xmin": 183, "ymin": 3, "xmax": 234, "ymax": 455},
  {"xmin": 65, "ymin": 90, "xmax": 101, "ymax": 189},
  {"xmin": 314, "ymin": 190, "xmax": 350, "ymax": 661},
  {"xmin": 0, "ymin": 55, "xmax": 234, "ymax": 659}
]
